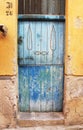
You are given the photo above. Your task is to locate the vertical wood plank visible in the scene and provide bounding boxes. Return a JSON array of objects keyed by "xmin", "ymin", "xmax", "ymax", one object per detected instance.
[
  {"xmin": 57, "ymin": 0, "xmax": 60, "ymax": 15},
  {"xmin": 37, "ymin": 0, "xmax": 41, "ymax": 14},
  {"xmin": 18, "ymin": 0, "xmax": 24, "ymax": 14},
  {"xmin": 50, "ymin": 23, "xmax": 56, "ymax": 64},
  {"xmin": 22, "ymin": 22, "xmax": 36, "ymax": 65},
  {"xmin": 52, "ymin": 23, "xmax": 59, "ymax": 64},
  {"xmin": 40, "ymin": 23, "xmax": 47, "ymax": 64},
  {"xmin": 23, "ymin": 22, "xmax": 29, "ymax": 64},
  {"xmin": 19, "ymin": 66, "xmax": 30, "ymax": 112},
  {"xmin": 31, "ymin": 22, "xmax": 36, "ymax": 65},
  {"xmin": 47, "ymin": 0, "xmax": 59, "ymax": 14},
  {"xmin": 25, "ymin": 0, "xmax": 32, "ymax": 14},
  {"xmin": 25, "ymin": 0, "xmax": 29, "ymax": 14},
  {"xmin": 31, "ymin": 0, "xmax": 35, "ymax": 14},
  {"xmin": 29, "ymin": 22, "xmax": 36, "ymax": 65},
  {"xmin": 58, "ymin": 22, "xmax": 65, "ymax": 64},
  {"xmin": 29, "ymin": 66, "xmax": 41, "ymax": 112},
  {"xmin": 34, "ymin": 0, "xmax": 37, "ymax": 14},
  {"xmin": 52, "ymin": 66, "xmax": 63, "ymax": 111},
  {"xmin": 60, "ymin": 0, "xmax": 65, "ymax": 15},
  {"xmin": 40, "ymin": 66, "xmax": 48, "ymax": 111},
  {"xmin": 46, "ymin": 66, "xmax": 53, "ymax": 111},
  {"xmin": 18, "ymin": 22, "xmax": 24, "ymax": 65},
  {"xmin": 47, "ymin": 22, "xmax": 53, "ymax": 64},
  {"xmin": 33, "ymin": 22, "xmax": 36, "ymax": 65},
  {"xmin": 35, "ymin": 22, "xmax": 41, "ymax": 64},
  {"xmin": 26, "ymin": 23, "xmax": 33, "ymax": 64},
  {"xmin": 29, "ymin": 0, "xmax": 32, "ymax": 13},
  {"xmin": 41, "ymin": 0, "xmax": 47, "ymax": 14}
]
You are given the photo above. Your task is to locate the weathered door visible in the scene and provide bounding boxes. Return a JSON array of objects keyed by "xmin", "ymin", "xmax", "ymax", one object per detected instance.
[
  {"xmin": 18, "ymin": 0, "xmax": 65, "ymax": 112},
  {"xmin": 18, "ymin": 17, "xmax": 65, "ymax": 112}
]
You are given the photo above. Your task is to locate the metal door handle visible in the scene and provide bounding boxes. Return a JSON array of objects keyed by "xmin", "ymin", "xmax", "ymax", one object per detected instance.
[{"xmin": 18, "ymin": 36, "xmax": 23, "ymax": 44}]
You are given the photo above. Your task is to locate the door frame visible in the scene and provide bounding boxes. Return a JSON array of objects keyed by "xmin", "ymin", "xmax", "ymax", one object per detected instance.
[
  {"xmin": 17, "ymin": 15, "xmax": 65, "ymax": 127},
  {"xmin": 17, "ymin": 0, "xmax": 66, "ymax": 127}
]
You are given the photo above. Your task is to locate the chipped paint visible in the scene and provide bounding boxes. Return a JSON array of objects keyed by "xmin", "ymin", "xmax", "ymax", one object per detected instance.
[
  {"xmin": 74, "ymin": 17, "xmax": 83, "ymax": 29},
  {"xmin": 19, "ymin": 66, "xmax": 64, "ymax": 112},
  {"xmin": 18, "ymin": 20, "xmax": 64, "ymax": 112}
]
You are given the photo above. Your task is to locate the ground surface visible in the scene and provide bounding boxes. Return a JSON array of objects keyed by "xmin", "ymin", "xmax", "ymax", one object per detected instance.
[{"xmin": 3, "ymin": 125, "xmax": 83, "ymax": 130}]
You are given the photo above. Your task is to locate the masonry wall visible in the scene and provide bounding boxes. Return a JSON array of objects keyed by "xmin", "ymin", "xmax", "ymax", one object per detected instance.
[
  {"xmin": 0, "ymin": 0, "xmax": 18, "ymax": 128},
  {"xmin": 0, "ymin": 0, "xmax": 83, "ymax": 129},
  {"xmin": 64, "ymin": 0, "xmax": 83, "ymax": 125}
]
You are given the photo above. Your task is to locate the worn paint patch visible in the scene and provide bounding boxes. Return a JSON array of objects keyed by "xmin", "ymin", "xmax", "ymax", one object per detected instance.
[
  {"xmin": 74, "ymin": 17, "xmax": 83, "ymax": 29},
  {"xmin": 18, "ymin": 18, "xmax": 64, "ymax": 112},
  {"xmin": 64, "ymin": 75, "xmax": 83, "ymax": 125},
  {"xmin": 0, "ymin": 76, "xmax": 17, "ymax": 128},
  {"xmin": 18, "ymin": 21, "xmax": 64, "ymax": 65},
  {"xmin": 19, "ymin": 66, "xmax": 64, "ymax": 112}
]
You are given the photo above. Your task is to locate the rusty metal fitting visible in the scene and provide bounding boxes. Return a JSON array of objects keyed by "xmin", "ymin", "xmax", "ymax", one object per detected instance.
[{"xmin": 0, "ymin": 25, "xmax": 8, "ymax": 37}]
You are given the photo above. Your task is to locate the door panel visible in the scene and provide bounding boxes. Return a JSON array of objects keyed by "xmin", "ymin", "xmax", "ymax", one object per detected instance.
[
  {"xmin": 18, "ymin": 20, "xmax": 64, "ymax": 112},
  {"xmin": 19, "ymin": 65, "xmax": 63, "ymax": 112},
  {"xmin": 18, "ymin": 21, "xmax": 64, "ymax": 65}
]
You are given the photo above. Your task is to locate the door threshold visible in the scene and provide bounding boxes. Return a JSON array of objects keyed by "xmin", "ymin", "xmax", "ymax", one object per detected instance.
[{"xmin": 17, "ymin": 112, "xmax": 64, "ymax": 127}]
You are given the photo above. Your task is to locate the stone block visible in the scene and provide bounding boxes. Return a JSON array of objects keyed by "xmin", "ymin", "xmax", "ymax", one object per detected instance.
[
  {"xmin": 0, "ymin": 76, "xmax": 18, "ymax": 128},
  {"xmin": 64, "ymin": 76, "xmax": 83, "ymax": 125}
]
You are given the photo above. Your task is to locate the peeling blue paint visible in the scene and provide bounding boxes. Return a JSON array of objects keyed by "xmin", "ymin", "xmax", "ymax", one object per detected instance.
[
  {"xmin": 19, "ymin": 66, "xmax": 64, "ymax": 112},
  {"xmin": 18, "ymin": 20, "xmax": 64, "ymax": 112}
]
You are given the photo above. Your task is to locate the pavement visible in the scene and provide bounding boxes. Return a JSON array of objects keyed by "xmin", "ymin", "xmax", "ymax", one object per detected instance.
[{"xmin": 3, "ymin": 125, "xmax": 83, "ymax": 130}]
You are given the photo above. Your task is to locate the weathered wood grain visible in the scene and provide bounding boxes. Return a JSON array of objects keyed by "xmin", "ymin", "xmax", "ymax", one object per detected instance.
[
  {"xmin": 18, "ymin": 21, "xmax": 64, "ymax": 65},
  {"xmin": 18, "ymin": 19, "xmax": 64, "ymax": 112},
  {"xmin": 18, "ymin": 0, "xmax": 65, "ymax": 15},
  {"xmin": 19, "ymin": 66, "xmax": 64, "ymax": 112}
]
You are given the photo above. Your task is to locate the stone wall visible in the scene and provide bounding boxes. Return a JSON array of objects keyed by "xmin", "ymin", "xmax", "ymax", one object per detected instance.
[
  {"xmin": 64, "ymin": 76, "xmax": 83, "ymax": 125},
  {"xmin": 0, "ymin": 0, "xmax": 18, "ymax": 128},
  {"xmin": 64, "ymin": 0, "xmax": 83, "ymax": 125},
  {"xmin": 0, "ymin": 76, "xmax": 18, "ymax": 128}
]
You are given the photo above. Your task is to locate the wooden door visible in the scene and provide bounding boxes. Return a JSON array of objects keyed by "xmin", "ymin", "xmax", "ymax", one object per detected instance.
[{"xmin": 18, "ymin": 18, "xmax": 65, "ymax": 112}]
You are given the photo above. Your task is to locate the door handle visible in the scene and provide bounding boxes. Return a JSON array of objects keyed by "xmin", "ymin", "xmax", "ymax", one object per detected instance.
[
  {"xmin": 0, "ymin": 25, "xmax": 8, "ymax": 37},
  {"xmin": 18, "ymin": 36, "xmax": 23, "ymax": 44}
]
